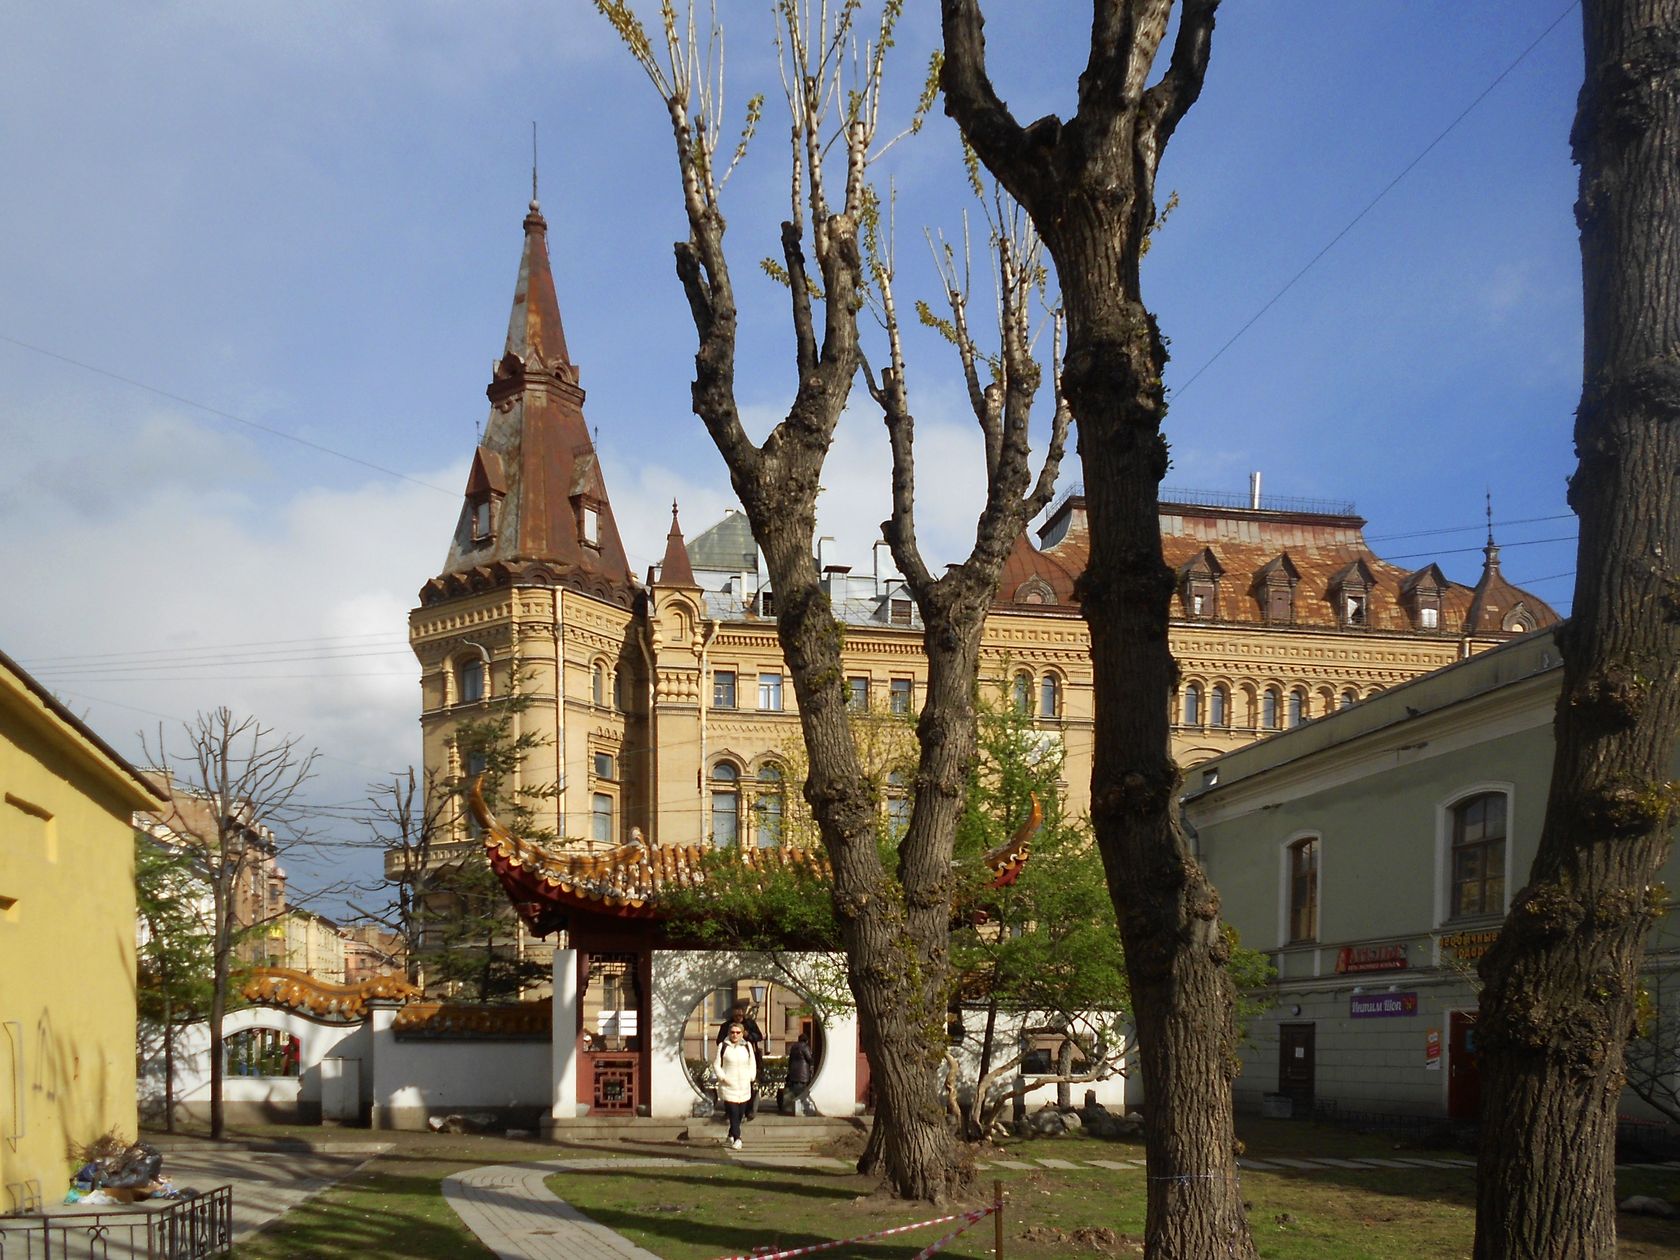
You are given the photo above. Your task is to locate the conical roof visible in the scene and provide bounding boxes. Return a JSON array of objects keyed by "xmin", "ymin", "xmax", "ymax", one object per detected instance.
[{"xmin": 420, "ymin": 198, "xmax": 634, "ymax": 608}]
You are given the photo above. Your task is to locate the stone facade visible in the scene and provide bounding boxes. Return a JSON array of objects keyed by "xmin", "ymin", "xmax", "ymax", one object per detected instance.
[{"xmin": 404, "ymin": 199, "xmax": 1558, "ymax": 983}]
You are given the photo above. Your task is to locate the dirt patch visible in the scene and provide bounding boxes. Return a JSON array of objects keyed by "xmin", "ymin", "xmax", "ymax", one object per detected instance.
[{"xmin": 1020, "ymin": 1223, "xmax": 1142, "ymax": 1253}]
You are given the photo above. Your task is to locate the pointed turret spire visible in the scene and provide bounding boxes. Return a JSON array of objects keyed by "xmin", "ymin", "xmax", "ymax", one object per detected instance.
[
  {"xmin": 658, "ymin": 500, "xmax": 699, "ymax": 587},
  {"xmin": 421, "ymin": 194, "xmax": 633, "ymax": 608},
  {"xmin": 505, "ymin": 193, "xmax": 571, "ymax": 370},
  {"xmin": 1481, "ymin": 490, "xmax": 1501, "ymax": 573}
]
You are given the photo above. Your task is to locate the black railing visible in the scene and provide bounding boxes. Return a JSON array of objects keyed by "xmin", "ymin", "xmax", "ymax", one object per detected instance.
[
  {"xmin": 0, "ymin": 1185, "xmax": 232, "ymax": 1259},
  {"xmin": 1049, "ymin": 482, "xmax": 1358, "ymax": 519}
]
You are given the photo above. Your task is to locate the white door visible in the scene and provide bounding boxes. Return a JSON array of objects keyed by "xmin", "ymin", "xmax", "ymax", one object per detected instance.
[{"xmin": 321, "ymin": 1057, "xmax": 360, "ymax": 1121}]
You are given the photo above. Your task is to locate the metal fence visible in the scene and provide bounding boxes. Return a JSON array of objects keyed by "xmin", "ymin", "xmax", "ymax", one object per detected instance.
[{"xmin": 0, "ymin": 1185, "xmax": 231, "ymax": 1259}]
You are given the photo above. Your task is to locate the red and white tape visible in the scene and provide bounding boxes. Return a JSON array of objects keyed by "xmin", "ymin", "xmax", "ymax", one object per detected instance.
[{"xmin": 710, "ymin": 1202, "xmax": 997, "ymax": 1260}]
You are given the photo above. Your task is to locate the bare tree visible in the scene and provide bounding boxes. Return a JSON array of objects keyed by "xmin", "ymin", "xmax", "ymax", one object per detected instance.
[
  {"xmin": 595, "ymin": 0, "xmax": 1065, "ymax": 1199},
  {"xmin": 366, "ymin": 766, "xmax": 451, "ymax": 985},
  {"xmin": 1472, "ymin": 3, "xmax": 1680, "ymax": 1254},
  {"xmin": 937, "ymin": 3, "xmax": 1255, "ymax": 1255},
  {"xmin": 143, "ymin": 708, "xmax": 317, "ymax": 1140}
]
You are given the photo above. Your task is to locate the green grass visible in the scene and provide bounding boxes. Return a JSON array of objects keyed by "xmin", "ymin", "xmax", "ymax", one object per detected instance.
[
  {"xmin": 236, "ymin": 1162, "xmax": 492, "ymax": 1259},
  {"xmin": 222, "ymin": 1124, "xmax": 1680, "ymax": 1259},
  {"xmin": 552, "ymin": 1131, "xmax": 1680, "ymax": 1260}
]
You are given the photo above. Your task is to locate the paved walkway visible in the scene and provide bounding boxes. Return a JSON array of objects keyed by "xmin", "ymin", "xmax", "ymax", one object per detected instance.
[{"xmin": 444, "ymin": 1155, "xmax": 846, "ymax": 1260}]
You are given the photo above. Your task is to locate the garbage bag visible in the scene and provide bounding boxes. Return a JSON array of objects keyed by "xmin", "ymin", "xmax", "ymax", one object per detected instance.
[
  {"xmin": 72, "ymin": 1162, "xmax": 103, "ymax": 1192},
  {"xmin": 103, "ymin": 1142, "xmax": 162, "ymax": 1189}
]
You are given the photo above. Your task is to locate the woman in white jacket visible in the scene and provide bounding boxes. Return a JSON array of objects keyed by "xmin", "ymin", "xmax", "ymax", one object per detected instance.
[{"xmin": 713, "ymin": 1022, "xmax": 757, "ymax": 1149}]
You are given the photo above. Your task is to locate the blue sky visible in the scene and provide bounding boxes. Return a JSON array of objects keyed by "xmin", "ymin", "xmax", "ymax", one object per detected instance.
[{"xmin": 0, "ymin": 2, "xmax": 1585, "ymax": 910}]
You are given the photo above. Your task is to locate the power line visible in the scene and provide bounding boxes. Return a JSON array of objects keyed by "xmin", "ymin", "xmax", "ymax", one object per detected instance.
[
  {"xmin": 1174, "ymin": 0, "xmax": 1580, "ymax": 397},
  {"xmin": 21, "ymin": 629, "xmax": 407, "ymax": 666},
  {"xmin": 1367, "ymin": 512, "xmax": 1575, "ymax": 543},
  {"xmin": 0, "ymin": 332, "xmax": 456, "ymax": 496},
  {"xmin": 1383, "ymin": 534, "xmax": 1576, "ymax": 562}
]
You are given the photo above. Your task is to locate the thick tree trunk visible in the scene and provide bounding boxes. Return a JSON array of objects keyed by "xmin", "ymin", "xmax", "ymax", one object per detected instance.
[
  {"xmin": 1068, "ymin": 279, "xmax": 1254, "ymax": 1260},
  {"xmin": 1473, "ymin": 4, "xmax": 1680, "ymax": 1256},
  {"xmin": 753, "ymin": 522, "xmax": 962, "ymax": 1201},
  {"xmin": 938, "ymin": 4, "xmax": 1246, "ymax": 1251}
]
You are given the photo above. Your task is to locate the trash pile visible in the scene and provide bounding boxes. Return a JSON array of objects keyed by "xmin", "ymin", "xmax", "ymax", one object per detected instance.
[{"xmin": 61, "ymin": 1134, "xmax": 197, "ymax": 1206}]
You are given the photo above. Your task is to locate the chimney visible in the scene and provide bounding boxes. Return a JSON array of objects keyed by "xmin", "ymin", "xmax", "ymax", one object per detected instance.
[{"xmin": 1249, "ymin": 471, "xmax": 1262, "ymax": 510}]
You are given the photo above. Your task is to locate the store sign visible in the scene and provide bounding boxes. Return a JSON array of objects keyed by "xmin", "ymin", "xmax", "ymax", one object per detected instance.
[
  {"xmin": 1335, "ymin": 944, "xmax": 1409, "ymax": 974},
  {"xmin": 1350, "ymin": 991, "xmax": 1418, "ymax": 1019},
  {"xmin": 1424, "ymin": 1028, "xmax": 1442, "ymax": 1069},
  {"xmin": 1438, "ymin": 929, "xmax": 1500, "ymax": 962}
]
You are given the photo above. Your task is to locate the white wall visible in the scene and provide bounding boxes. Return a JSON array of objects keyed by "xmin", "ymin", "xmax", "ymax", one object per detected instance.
[
  {"xmin": 139, "ymin": 1006, "xmax": 367, "ymax": 1123},
  {"xmin": 650, "ymin": 950, "xmax": 860, "ymax": 1120}
]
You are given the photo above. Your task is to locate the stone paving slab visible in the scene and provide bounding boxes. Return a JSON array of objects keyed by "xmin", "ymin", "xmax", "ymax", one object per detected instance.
[
  {"xmin": 1034, "ymin": 1158, "xmax": 1083, "ymax": 1169},
  {"xmin": 1264, "ymin": 1157, "xmax": 1328, "ymax": 1169},
  {"xmin": 1310, "ymin": 1157, "xmax": 1384, "ymax": 1169},
  {"xmin": 446, "ymin": 1158, "xmax": 685, "ymax": 1260},
  {"xmin": 1085, "ymin": 1160, "xmax": 1142, "ymax": 1171},
  {"xmin": 1237, "ymin": 1158, "xmax": 1281, "ymax": 1170}
]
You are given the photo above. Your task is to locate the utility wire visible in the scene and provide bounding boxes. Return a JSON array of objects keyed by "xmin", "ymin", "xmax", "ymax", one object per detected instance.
[
  {"xmin": 1174, "ymin": 0, "xmax": 1580, "ymax": 397},
  {"xmin": 1367, "ymin": 512, "xmax": 1575, "ymax": 543},
  {"xmin": 0, "ymin": 331, "xmax": 456, "ymax": 495}
]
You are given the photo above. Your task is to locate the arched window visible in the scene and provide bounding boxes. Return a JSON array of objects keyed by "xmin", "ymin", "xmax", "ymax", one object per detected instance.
[
  {"xmin": 711, "ymin": 763, "xmax": 741, "ymax": 848},
  {"xmin": 1210, "ymin": 685, "xmax": 1230, "ymax": 728},
  {"xmin": 458, "ymin": 657, "xmax": 485, "ymax": 704},
  {"xmin": 1262, "ymin": 688, "xmax": 1281, "ymax": 730},
  {"xmin": 1451, "ymin": 793, "xmax": 1507, "ymax": 917},
  {"xmin": 1287, "ymin": 837, "xmax": 1319, "ymax": 943},
  {"xmin": 754, "ymin": 765, "xmax": 784, "ymax": 848},
  {"xmin": 612, "ymin": 667, "xmax": 625, "ymax": 711},
  {"xmin": 591, "ymin": 661, "xmax": 607, "ymax": 706},
  {"xmin": 1012, "ymin": 671, "xmax": 1033, "ymax": 714},
  {"xmin": 1183, "ymin": 683, "xmax": 1202, "ymax": 726},
  {"xmin": 1039, "ymin": 673, "xmax": 1061, "ymax": 719},
  {"xmin": 1339, "ymin": 689, "xmax": 1358, "ymax": 711},
  {"xmin": 1287, "ymin": 690, "xmax": 1306, "ymax": 728},
  {"xmin": 224, "ymin": 1028, "xmax": 300, "ymax": 1078}
]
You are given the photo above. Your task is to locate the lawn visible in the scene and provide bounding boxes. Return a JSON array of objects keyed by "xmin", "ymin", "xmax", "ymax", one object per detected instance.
[
  {"xmin": 552, "ymin": 1128, "xmax": 1680, "ymax": 1260},
  {"xmin": 225, "ymin": 1123, "xmax": 1680, "ymax": 1259}
]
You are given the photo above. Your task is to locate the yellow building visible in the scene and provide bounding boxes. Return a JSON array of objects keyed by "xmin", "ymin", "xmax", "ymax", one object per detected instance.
[
  {"xmin": 0, "ymin": 648, "xmax": 165, "ymax": 1211},
  {"xmin": 405, "ymin": 199, "xmax": 1557, "ymax": 971}
]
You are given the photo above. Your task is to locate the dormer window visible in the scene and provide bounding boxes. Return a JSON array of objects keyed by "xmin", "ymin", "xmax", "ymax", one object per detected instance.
[
  {"xmin": 1179, "ymin": 548, "xmax": 1223, "ymax": 619},
  {"xmin": 1402, "ymin": 564, "xmax": 1447, "ymax": 633},
  {"xmin": 581, "ymin": 504, "xmax": 600, "ymax": 547},
  {"xmin": 471, "ymin": 498, "xmax": 493, "ymax": 541},
  {"xmin": 1330, "ymin": 559, "xmax": 1376, "ymax": 630},
  {"xmin": 1254, "ymin": 553, "xmax": 1299, "ymax": 625},
  {"xmin": 462, "ymin": 446, "xmax": 506, "ymax": 547}
]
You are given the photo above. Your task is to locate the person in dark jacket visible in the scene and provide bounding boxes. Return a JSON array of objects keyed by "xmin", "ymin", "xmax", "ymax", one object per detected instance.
[{"xmin": 784, "ymin": 1029, "xmax": 815, "ymax": 1114}]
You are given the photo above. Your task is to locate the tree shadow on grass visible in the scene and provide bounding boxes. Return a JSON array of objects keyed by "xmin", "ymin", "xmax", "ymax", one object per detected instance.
[
  {"xmin": 237, "ymin": 1170, "xmax": 491, "ymax": 1260},
  {"xmin": 570, "ymin": 1201, "xmax": 993, "ymax": 1260}
]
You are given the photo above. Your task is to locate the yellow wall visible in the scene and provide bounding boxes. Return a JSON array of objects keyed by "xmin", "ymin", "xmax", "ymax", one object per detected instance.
[{"xmin": 0, "ymin": 668, "xmax": 156, "ymax": 1212}]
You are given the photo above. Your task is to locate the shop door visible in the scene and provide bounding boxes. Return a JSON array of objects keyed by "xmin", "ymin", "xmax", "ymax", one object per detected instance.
[
  {"xmin": 1277, "ymin": 1023, "xmax": 1315, "ymax": 1113},
  {"xmin": 1448, "ymin": 1011, "xmax": 1481, "ymax": 1120}
]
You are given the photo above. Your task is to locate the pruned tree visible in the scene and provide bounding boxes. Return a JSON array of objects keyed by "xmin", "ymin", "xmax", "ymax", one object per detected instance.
[
  {"xmin": 595, "ymin": 0, "xmax": 1066, "ymax": 1199},
  {"xmin": 937, "ymin": 3, "xmax": 1254, "ymax": 1255},
  {"xmin": 142, "ymin": 708, "xmax": 317, "ymax": 1140},
  {"xmin": 1472, "ymin": 3, "xmax": 1680, "ymax": 1255}
]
